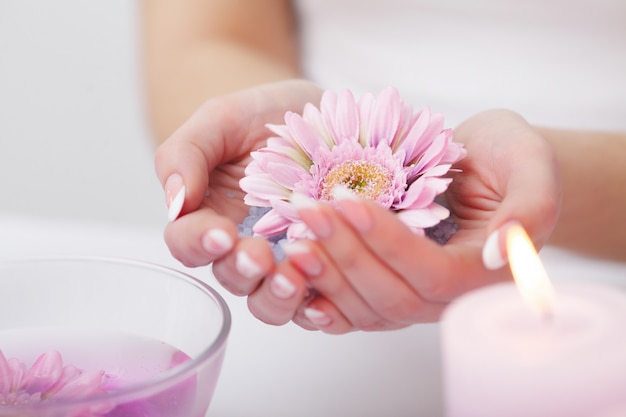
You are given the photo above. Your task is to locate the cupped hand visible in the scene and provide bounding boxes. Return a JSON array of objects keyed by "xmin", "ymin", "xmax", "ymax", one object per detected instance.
[
  {"xmin": 247, "ymin": 109, "xmax": 561, "ymax": 333},
  {"xmin": 154, "ymin": 79, "xmax": 322, "ymax": 305}
]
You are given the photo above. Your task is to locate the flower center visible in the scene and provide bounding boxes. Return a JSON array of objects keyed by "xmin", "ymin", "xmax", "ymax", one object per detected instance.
[{"xmin": 320, "ymin": 160, "xmax": 392, "ymax": 201}]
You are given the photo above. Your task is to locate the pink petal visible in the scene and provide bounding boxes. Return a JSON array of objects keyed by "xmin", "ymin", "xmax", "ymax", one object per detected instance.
[
  {"xmin": 391, "ymin": 101, "xmax": 416, "ymax": 149},
  {"xmin": 266, "ymin": 161, "xmax": 307, "ymax": 189},
  {"xmin": 23, "ymin": 351, "xmax": 63, "ymax": 394},
  {"xmin": 0, "ymin": 350, "xmax": 11, "ymax": 393},
  {"xmin": 53, "ymin": 369, "xmax": 105, "ymax": 399},
  {"xmin": 396, "ymin": 180, "xmax": 437, "ymax": 210},
  {"xmin": 8, "ymin": 358, "xmax": 26, "ymax": 393},
  {"xmin": 441, "ymin": 142, "xmax": 467, "ymax": 165},
  {"xmin": 240, "ymin": 174, "xmax": 290, "ymax": 201},
  {"xmin": 251, "ymin": 149, "xmax": 309, "ymax": 188},
  {"xmin": 252, "ymin": 209, "xmax": 291, "ymax": 236},
  {"xmin": 398, "ymin": 107, "xmax": 432, "ymax": 164},
  {"xmin": 397, "ymin": 208, "xmax": 446, "ymax": 229},
  {"xmin": 286, "ymin": 112, "xmax": 327, "ymax": 159},
  {"xmin": 357, "ymin": 92, "xmax": 375, "ymax": 146},
  {"xmin": 302, "ymin": 102, "xmax": 334, "ymax": 148},
  {"xmin": 243, "ymin": 194, "xmax": 270, "ymax": 207},
  {"xmin": 320, "ymin": 89, "xmax": 339, "ymax": 142},
  {"xmin": 333, "ymin": 89, "xmax": 359, "ymax": 143},
  {"xmin": 265, "ymin": 123, "xmax": 292, "ymax": 141},
  {"xmin": 368, "ymin": 87, "xmax": 402, "ymax": 147},
  {"xmin": 44, "ymin": 364, "xmax": 81, "ymax": 398},
  {"xmin": 413, "ymin": 132, "xmax": 448, "ymax": 174}
]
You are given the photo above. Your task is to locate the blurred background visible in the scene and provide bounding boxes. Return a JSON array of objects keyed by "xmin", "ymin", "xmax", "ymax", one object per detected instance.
[{"xmin": 0, "ymin": 0, "xmax": 164, "ymax": 228}]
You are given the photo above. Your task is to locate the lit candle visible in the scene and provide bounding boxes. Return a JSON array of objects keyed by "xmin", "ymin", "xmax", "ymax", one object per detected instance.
[{"xmin": 441, "ymin": 224, "xmax": 626, "ymax": 417}]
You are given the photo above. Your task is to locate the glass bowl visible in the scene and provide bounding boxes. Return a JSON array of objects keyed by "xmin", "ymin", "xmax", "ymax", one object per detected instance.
[{"xmin": 0, "ymin": 257, "xmax": 231, "ymax": 417}]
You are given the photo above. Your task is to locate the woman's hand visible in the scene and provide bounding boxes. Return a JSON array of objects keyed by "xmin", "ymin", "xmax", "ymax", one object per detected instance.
[
  {"xmin": 246, "ymin": 109, "xmax": 562, "ymax": 333},
  {"xmin": 154, "ymin": 80, "xmax": 321, "ymax": 312}
]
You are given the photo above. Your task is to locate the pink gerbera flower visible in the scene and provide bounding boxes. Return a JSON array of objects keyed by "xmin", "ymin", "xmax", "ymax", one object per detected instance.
[
  {"xmin": 239, "ymin": 87, "xmax": 466, "ymax": 241},
  {"xmin": 0, "ymin": 349, "xmax": 110, "ymax": 415}
]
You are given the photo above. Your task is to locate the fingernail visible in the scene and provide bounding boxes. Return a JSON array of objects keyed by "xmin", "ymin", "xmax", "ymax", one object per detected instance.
[
  {"xmin": 281, "ymin": 241, "xmax": 323, "ymax": 276},
  {"xmin": 290, "ymin": 193, "xmax": 319, "ymax": 210},
  {"xmin": 165, "ymin": 174, "xmax": 185, "ymax": 222},
  {"xmin": 331, "ymin": 186, "xmax": 373, "ymax": 232},
  {"xmin": 304, "ymin": 307, "xmax": 332, "ymax": 326},
  {"xmin": 482, "ymin": 228, "xmax": 507, "ymax": 270},
  {"xmin": 290, "ymin": 194, "xmax": 333, "ymax": 239},
  {"xmin": 202, "ymin": 229, "xmax": 234, "ymax": 256},
  {"xmin": 270, "ymin": 273, "xmax": 296, "ymax": 299},
  {"xmin": 235, "ymin": 251, "xmax": 263, "ymax": 279}
]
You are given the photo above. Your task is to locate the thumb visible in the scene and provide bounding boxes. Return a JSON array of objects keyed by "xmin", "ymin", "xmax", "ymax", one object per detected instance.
[{"xmin": 154, "ymin": 80, "xmax": 323, "ymax": 221}]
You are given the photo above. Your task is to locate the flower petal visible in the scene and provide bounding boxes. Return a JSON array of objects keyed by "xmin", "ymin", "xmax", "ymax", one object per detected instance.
[
  {"xmin": 368, "ymin": 87, "xmax": 401, "ymax": 147},
  {"xmin": 240, "ymin": 174, "xmax": 290, "ymax": 201},
  {"xmin": 23, "ymin": 351, "xmax": 63, "ymax": 394},
  {"xmin": 0, "ymin": 350, "xmax": 11, "ymax": 394},
  {"xmin": 251, "ymin": 149, "xmax": 309, "ymax": 188},
  {"xmin": 286, "ymin": 112, "xmax": 327, "ymax": 159},
  {"xmin": 252, "ymin": 209, "xmax": 291, "ymax": 237},
  {"xmin": 397, "ymin": 107, "xmax": 432, "ymax": 164},
  {"xmin": 333, "ymin": 89, "xmax": 360, "ymax": 143},
  {"xmin": 397, "ymin": 207, "xmax": 447, "ymax": 230},
  {"xmin": 53, "ymin": 369, "xmax": 106, "ymax": 399}
]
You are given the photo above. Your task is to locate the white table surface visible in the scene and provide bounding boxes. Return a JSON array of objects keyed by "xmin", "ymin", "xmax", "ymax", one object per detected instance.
[{"xmin": 1, "ymin": 211, "xmax": 625, "ymax": 417}]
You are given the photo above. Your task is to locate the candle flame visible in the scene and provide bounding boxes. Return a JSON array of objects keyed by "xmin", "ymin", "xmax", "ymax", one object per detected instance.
[{"xmin": 506, "ymin": 224, "xmax": 554, "ymax": 318}]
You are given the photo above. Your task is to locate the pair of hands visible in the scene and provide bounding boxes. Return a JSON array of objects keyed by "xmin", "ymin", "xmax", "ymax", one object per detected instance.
[{"xmin": 155, "ymin": 79, "xmax": 561, "ymax": 333}]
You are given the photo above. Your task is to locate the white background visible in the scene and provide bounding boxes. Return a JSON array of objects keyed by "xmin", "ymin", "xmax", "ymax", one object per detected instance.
[{"xmin": 0, "ymin": 1, "xmax": 163, "ymax": 228}]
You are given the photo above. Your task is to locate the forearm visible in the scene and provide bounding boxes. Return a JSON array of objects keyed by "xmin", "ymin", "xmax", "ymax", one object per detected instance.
[
  {"xmin": 141, "ymin": 0, "xmax": 301, "ymax": 143},
  {"xmin": 143, "ymin": 41, "xmax": 301, "ymax": 143},
  {"xmin": 538, "ymin": 127, "xmax": 626, "ymax": 260}
]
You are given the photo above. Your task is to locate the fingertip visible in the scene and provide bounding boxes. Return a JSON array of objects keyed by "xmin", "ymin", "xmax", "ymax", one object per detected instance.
[
  {"xmin": 202, "ymin": 228, "xmax": 235, "ymax": 256},
  {"xmin": 482, "ymin": 221, "xmax": 523, "ymax": 270},
  {"xmin": 482, "ymin": 228, "xmax": 507, "ymax": 270},
  {"xmin": 165, "ymin": 174, "xmax": 185, "ymax": 221}
]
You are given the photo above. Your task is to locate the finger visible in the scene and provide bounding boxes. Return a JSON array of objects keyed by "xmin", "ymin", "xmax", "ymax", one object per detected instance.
[
  {"xmin": 331, "ymin": 196, "xmax": 506, "ymax": 303},
  {"xmin": 211, "ymin": 236, "xmax": 275, "ymax": 296},
  {"xmin": 282, "ymin": 239, "xmax": 387, "ymax": 329},
  {"xmin": 292, "ymin": 201, "xmax": 444, "ymax": 324},
  {"xmin": 295, "ymin": 296, "xmax": 355, "ymax": 334},
  {"xmin": 164, "ymin": 205, "xmax": 239, "ymax": 267},
  {"xmin": 246, "ymin": 261, "xmax": 309, "ymax": 326},
  {"xmin": 454, "ymin": 111, "xmax": 561, "ymax": 249},
  {"xmin": 154, "ymin": 80, "xmax": 322, "ymax": 219}
]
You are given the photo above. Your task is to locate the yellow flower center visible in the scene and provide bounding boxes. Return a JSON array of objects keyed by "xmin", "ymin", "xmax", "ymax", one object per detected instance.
[{"xmin": 320, "ymin": 160, "xmax": 392, "ymax": 201}]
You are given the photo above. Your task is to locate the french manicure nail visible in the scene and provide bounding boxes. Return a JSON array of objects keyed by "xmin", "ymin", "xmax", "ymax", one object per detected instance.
[
  {"xmin": 202, "ymin": 229, "xmax": 234, "ymax": 256},
  {"xmin": 235, "ymin": 251, "xmax": 263, "ymax": 279},
  {"xmin": 290, "ymin": 193, "xmax": 319, "ymax": 210},
  {"xmin": 281, "ymin": 241, "xmax": 323, "ymax": 276},
  {"xmin": 331, "ymin": 186, "xmax": 373, "ymax": 232},
  {"xmin": 165, "ymin": 173, "xmax": 185, "ymax": 221},
  {"xmin": 290, "ymin": 194, "xmax": 333, "ymax": 239},
  {"xmin": 482, "ymin": 229, "xmax": 507, "ymax": 270},
  {"xmin": 304, "ymin": 308, "xmax": 332, "ymax": 326},
  {"xmin": 270, "ymin": 273, "xmax": 296, "ymax": 299},
  {"xmin": 331, "ymin": 185, "xmax": 359, "ymax": 201}
]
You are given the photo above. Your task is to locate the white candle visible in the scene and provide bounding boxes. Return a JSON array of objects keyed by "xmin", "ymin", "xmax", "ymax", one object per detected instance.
[{"xmin": 442, "ymin": 225, "xmax": 626, "ymax": 417}]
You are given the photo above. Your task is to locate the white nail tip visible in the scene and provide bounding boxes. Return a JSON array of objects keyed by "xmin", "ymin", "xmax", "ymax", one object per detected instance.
[
  {"xmin": 167, "ymin": 186, "xmax": 185, "ymax": 222},
  {"xmin": 304, "ymin": 308, "xmax": 331, "ymax": 326},
  {"xmin": 236, "ymin": 251, "xmax": 263, "ymax": 279},
  {"xmin": 280, "ymin": 241, "xmax": 310, "ymax": 255},
  {"xmin": 331, "ymin": 185, "xmax": 359, "ymax": 201},
  {"xmin": 482, "ymin": 229, "xmax": 508, "ymax": 270},
  {"xmin": 290, "ymin": 193, "xmax": 318, "ymax": 210},
  {"xmin": 271, "ymin": 274, "xmax": 296, "ymax": 299}
]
